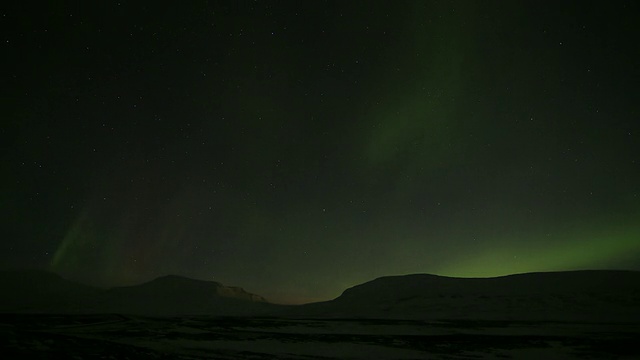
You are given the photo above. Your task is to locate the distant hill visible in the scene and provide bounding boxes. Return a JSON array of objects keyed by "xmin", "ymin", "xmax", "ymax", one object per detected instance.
[
  {"xmin": 101, "ymin": 275, "xmax": 270, "ymax": 315},
  {"xmin": 289, "ymin": 270, "xmax": 640, "ymax": 322},
  {"xmin": 0, "ymin": 270, "xmax": 272, "ymax": 316},
  {"xmin": 3, "ymin": 269, "xmax": 639, "ymax": 321},
  {"xmin": 0, "ymin": 270, "xmax": 100, "ymax": 313}
]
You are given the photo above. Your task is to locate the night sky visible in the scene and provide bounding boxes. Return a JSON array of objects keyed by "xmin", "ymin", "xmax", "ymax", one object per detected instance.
[{"xmin": 3, "ymin": 1, "xmax": 639, "ymax": 304}]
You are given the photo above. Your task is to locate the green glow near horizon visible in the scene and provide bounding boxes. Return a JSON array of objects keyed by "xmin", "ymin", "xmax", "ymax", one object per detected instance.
[{"xmin": 437, "ymin": 221, "xmax": 640, "ymax": 278}]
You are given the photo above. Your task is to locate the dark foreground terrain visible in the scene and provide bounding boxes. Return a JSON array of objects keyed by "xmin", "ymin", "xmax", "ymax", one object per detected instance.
[{"xmin": 1, "ymin": 314, "xmax": 638, "ymax": 359}]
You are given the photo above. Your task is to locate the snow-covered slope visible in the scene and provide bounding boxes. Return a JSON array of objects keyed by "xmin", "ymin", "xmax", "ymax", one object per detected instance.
[{"xmin": 102, "ymin": 275, "xmax": 270, "ymax": 315}]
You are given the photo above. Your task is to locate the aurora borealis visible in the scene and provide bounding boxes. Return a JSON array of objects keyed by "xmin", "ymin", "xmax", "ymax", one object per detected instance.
[{"xmin": 3, "ymin": 1, "xmax": 639, "ymax": 304}]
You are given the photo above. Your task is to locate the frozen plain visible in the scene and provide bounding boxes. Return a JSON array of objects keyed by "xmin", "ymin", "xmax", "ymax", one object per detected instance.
[{"xmin": 2, "ymin": 314, "xmax": 639, "ymax": 359}]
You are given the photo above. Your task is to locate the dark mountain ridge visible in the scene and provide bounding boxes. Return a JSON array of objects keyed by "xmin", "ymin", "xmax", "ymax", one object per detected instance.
[
  {"xmin": 339, "ymin": 270, "xmax": 640, "ymax": 299},
  {"xmin": 290, "ymin": 270, "xmax": 640, "ymax": 321},
  {"xmin": 0, "ymin": 270, "xmax": 270, "ymax": 316},
  {"xmin": 1, "ymin": 269, "xmax": 639, "ymax": 321},
  {"xmin": 0, "ymin": 270, "xmax": 100, "ymax": 313}
]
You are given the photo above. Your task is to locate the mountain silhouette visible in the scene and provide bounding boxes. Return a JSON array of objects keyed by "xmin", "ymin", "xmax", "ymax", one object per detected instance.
[
  {"xmin": 289, "ymin": 270, "xmax": 640, "ymax": 321},
  {"xmin": 0, "ymin": 270, "xmax": 100, "ymax": 313},
  {"xmin": 101, "ymin": 274, "xmax": 270, "ymax": 315},
  {"xmin": 0, "ymin": 270, "xmax": 271, "ymax": 316},
  {"xmin": 2, "ymin": 269, "xmax": 639, "ymax": 321}
]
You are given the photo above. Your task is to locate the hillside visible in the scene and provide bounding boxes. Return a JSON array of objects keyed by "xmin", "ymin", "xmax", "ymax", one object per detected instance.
[
  {"xmin": 289, "ymin": 270, "xmax": 640, "ymax": 321},
  {"xmin": 0, "ymin": 270, "xmax": 271, "ymax": 316}
]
